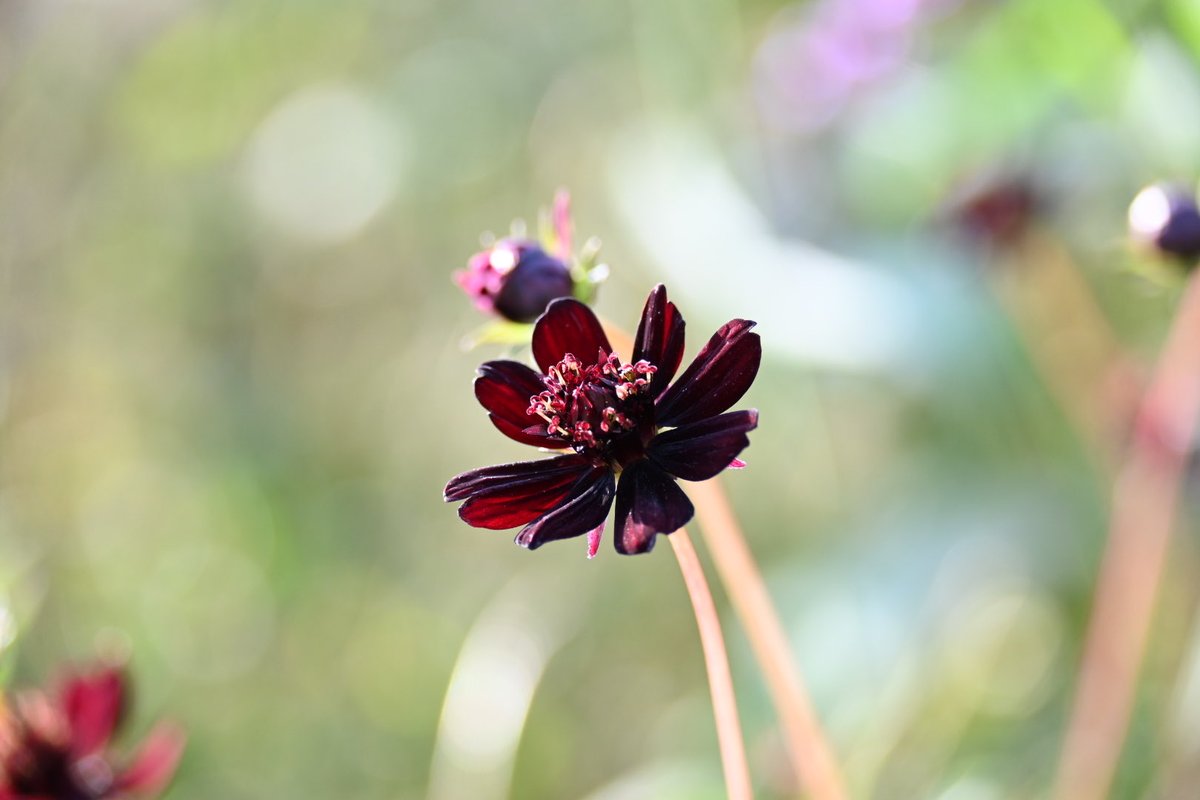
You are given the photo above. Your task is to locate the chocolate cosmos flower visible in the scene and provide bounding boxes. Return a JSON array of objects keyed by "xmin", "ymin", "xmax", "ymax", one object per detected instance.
[
  {"xmin": 0, "ymin": 666, "xmax": 184, "ymax": 800},
  {"xmin": 445, "ymin": 285, "xmax": 760, "ymax": 555}
]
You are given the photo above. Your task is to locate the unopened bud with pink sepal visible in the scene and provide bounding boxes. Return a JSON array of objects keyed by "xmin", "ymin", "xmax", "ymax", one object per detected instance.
[
  {"xmin": 454, "ymin": 191, "xmax": 607, "ymax": 335},
  {"xmin": 1129, "ymin": 183, "xmax": 1200, "ymax": 264}
]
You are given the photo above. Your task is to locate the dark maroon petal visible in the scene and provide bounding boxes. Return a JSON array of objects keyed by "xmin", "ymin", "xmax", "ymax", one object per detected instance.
[
  {"xmin": 487, "ymin": 416, "xmax": 565, "ymax": 450},
  {"xmin": 446, "ymin": 456, "xmax": 597, "ymax": 530},
  {"xmin": 516, "ymin": 470, "xmax": 616, "ymax": 550},
  {"xmin": 474, "ymin": 360, "xmax": 559, "ymax": 448},
  {"xmin": 632, "ymin": 285, "xmax": 686, "ymax": 398},
  {"xmin": 474, "ymin": 360, "xmax": 543, "ymax": 416},
  {"xmin": 648, "ymin": 410, "xmax": 758, "ymax": 482},
  {"xmin": 531, "ymin": 298, "xmax": 612, "ymax": 372},
  {"xmin": 114, "ymin": 723, "xmax": 185, "ymax": 795},
  {"xmin": 460, "ymin": 467, "xmax": 602, "ymax": 530},
  {"xmin": 444, "ymin": 454, "xmax": 591, "ymax": 502},
  {"xmin": 62, "ymin": 667, "xmax": 126, "ymax": 756},
  {"xmin": 655, "ymin": 319, "xmax": 761, "ymax": 428},
  {"xmin": 613, "ymin": 460, "xmax": 694, "ymax": 555}
]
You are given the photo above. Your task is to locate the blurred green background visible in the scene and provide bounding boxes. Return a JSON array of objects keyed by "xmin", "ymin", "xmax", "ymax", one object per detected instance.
[{"xmin": 3, "ymin": 0, "xmax": 1200, "ymax": 797}]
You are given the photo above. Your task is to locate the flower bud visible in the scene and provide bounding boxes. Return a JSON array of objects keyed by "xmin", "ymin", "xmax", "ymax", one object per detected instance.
[
  {"xmin": 1128, "ymin": 183, "xmax": 1200, "ymax": 263},
  {"xmin": 455, "ymin": 239, "xmax": 575, "ymax": 323}
]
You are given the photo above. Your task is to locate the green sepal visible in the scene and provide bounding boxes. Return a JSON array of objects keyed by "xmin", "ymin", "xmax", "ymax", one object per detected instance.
[
  {"xmin": 1125, "ymin": 251, "xmax": 1190, "ymax": 290},
  {"xmin": 460, "ymin": 319, "xmax": 535, "ymax": 350},
  {"xmin": 570, "ymin": 236, "xmax": 608, "ymax": 305}
]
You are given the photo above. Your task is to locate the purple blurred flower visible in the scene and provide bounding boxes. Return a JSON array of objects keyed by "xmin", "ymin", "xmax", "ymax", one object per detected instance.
[
  {"xmin": 445, "ymin": 285, "xmax": 760, "ymax": 556},
  {"xmin": 0, "ymin": 666, "xmax": 184, "ymax": 800},
  {"xmin": 753, "ymin": 0, "xmax": 964, "ymax": 132}
]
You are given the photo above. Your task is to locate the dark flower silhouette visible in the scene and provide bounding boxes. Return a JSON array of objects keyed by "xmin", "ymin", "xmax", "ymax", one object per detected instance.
[
  {"xmin": 945, "ymin": 175, "xmax": 1041, "ymax": 252},
  {"xmin": 445, "ymin": 285, "xmax": 760, "ymax": 555},
  {"xmin": 0, "ymin": 665, "xmax": 184, "ymax": 800}
]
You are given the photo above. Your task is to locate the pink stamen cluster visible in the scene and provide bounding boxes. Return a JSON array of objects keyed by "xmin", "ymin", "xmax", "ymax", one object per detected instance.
[{"xmin": 528, "ymin": 350, "xmax": 657, "ymax": 453}]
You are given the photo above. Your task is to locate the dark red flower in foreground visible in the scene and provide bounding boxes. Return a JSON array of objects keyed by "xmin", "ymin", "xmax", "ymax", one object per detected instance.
[
  {"xmin": 0, "ymin": 665, "xmax": 184, "ymax": 799},
  {"xmin": 445, "ymin": 285, "xmax": 760, "ymax": 555}
]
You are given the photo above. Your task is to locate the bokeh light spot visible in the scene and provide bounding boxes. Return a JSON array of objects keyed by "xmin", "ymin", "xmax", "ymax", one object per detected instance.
[
  {"xmin": 242, "ymin": 82, "xmax": 405, "ymax": 245},
  {"xmin": 141, "ymin": 543, "xmax": 276, "ymax": 682}
]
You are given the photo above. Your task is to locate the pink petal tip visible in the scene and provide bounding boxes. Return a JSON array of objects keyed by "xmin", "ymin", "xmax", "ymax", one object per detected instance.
[{"xmin": 586, "ymin": 525, "xmax": 603, "ymax": 559}]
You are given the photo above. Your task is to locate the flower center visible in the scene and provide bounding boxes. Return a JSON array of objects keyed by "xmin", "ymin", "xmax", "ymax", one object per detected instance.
[{"xmin": 527, "ymin": 350, "xmax": 658, "ymax": 464}]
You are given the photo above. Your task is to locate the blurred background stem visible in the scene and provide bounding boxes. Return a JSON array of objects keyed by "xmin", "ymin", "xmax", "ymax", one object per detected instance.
[
  {"xmin": 993, "ymin": 231, "xmax": 1138, "ymax": 472},
  {"xmin": 670, "ymin": 527, "xmax": 754, "ymax": 800},
  {"xmin": 1054, "ymin": 274, "xmax": 1200, "ymax": 800}
]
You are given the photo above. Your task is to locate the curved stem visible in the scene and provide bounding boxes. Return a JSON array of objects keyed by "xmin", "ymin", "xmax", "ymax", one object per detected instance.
[
  {"xmin": 1054, "ymin": 275, "xmax": 1200, "ymax": 800},
  {"xmin": 690, "ymin": 480, "xmax": 848, "ymax": 800},
  {"xmin": 670, "ymin": 527, "xmax": 754, "ymax": 800},
  {"xmin": 603, "ymin": 319, "xmax": 846, "ymax": 799}
]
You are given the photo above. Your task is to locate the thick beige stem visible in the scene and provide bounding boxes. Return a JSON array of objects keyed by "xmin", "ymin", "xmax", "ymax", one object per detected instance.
[
  {"xmin": 1054, "ymin": 276, "xmax": 1200, "ymax": 800},
  {"xmin": 994, "ymin": 232, "xmax": 1138, "ymax": 470},
  {"xmin": 690, "ymin": 480, "xmax": 848, "ymax": 800}
]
